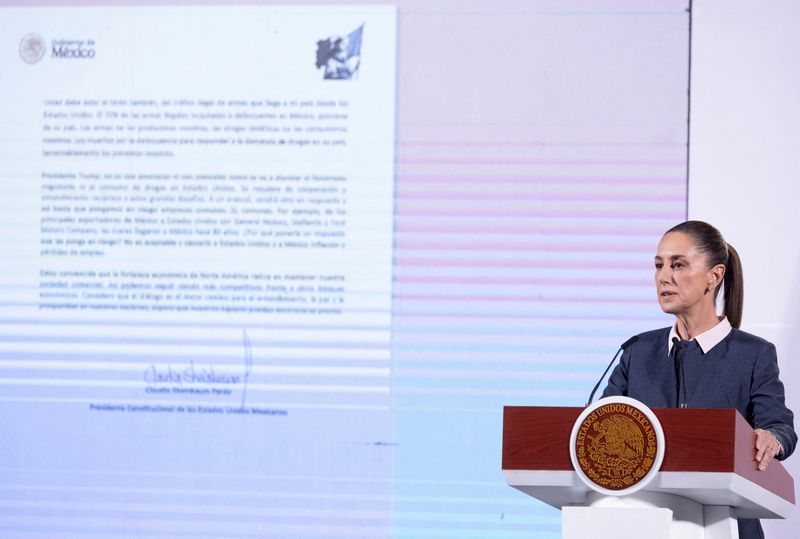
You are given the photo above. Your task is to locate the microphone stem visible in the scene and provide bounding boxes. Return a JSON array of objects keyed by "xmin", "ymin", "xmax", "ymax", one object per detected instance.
[{"xmin": 586, "ymin": 347, "xmax": 623, "ymax": 407}]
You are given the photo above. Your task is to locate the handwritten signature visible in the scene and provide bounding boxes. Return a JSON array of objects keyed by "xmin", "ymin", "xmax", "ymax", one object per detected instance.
[
  {"xmin": 241, "ymin": 329, "xmax": 254, "ymax": 407},
  {"xmin": 143, "ymin": 360, "xmax": 242, "ymax": 386},
  {"xmin": 142, "ymin": 328, "xmax": 257, "ymax": 406}
]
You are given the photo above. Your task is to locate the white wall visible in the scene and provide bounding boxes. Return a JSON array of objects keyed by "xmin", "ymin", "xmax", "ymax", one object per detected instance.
[{"xmin": 690, "ymin": 1, "xmax": 800, "ymax": 537}]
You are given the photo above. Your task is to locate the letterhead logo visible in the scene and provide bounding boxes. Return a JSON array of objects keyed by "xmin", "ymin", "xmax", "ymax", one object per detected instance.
[
  {"xmin": 19, "ymin": 33, "xmax": 46, "ymax": 64},
  {"xmin": 316, "ymin": 24, "xmax": 363, "ymax": 80},
  {"xmin": 52, "ymin": 39, "xmax": 96, "ymax": 59}
]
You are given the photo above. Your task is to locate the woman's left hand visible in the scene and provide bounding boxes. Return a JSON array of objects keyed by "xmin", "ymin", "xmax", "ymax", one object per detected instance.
[{"xmin": 754, "ymin": 428, "xmax": 782, "ymax": 471}]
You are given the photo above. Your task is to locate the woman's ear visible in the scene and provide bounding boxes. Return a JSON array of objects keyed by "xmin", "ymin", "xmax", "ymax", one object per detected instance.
[{"xmin": 708, "ymin": 263, "xmax": 726, "ymax": 291}]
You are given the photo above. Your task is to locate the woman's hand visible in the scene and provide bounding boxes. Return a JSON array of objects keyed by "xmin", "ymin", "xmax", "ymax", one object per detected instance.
[{"xmin": 754, "ymin": 428, "xmax": 782, "ymax": 471}]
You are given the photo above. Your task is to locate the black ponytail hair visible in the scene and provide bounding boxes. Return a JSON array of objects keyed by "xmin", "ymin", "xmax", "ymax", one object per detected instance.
[{"xmin": 665, "ymin": 221, "xmax": 744, "ymax": 328}]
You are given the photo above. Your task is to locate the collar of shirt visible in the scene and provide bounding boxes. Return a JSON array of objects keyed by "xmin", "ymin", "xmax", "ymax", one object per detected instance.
[{"xmin": 667, "ymin": 316, "xmax": 733, "ymax": 355}]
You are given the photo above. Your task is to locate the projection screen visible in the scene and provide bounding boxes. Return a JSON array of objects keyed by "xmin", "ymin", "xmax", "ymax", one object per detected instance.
[{"xmin": 0, "ymin": 1, "xmax": 689, "ymax": 537}]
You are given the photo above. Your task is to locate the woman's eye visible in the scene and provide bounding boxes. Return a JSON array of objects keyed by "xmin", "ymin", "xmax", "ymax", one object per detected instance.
[
  {"xmin": 671, "ymin": 262, "xmax": 684, "ymax": 270},
  {"xmin": 655, "ymin": 263, "xmax": 663, "ymax": 270}
]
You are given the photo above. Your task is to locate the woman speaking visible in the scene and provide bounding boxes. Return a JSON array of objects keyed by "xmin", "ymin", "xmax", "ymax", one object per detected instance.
[{"xmin": 602, "ymin": 220, "xmax": 796, "ymax": 539}]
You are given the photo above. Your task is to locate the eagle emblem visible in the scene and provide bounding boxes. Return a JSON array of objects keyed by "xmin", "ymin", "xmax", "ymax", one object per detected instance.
[{"xmin": 572, "ymin": 399, "xmax": 661, "ymax": 492}]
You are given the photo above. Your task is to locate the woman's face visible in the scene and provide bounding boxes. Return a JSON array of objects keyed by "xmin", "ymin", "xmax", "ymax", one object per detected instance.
[{"xmin": 654, "ymin": 232, "xmax": 723, "ymax": 317}]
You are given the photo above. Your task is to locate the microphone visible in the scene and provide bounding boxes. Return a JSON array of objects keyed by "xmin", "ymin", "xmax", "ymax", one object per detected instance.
[
  {"xmin": 672, "ymin": 337, "xmax": 687, "ymax": 408},
  {"xmin": 585, "ymin": 335, "xmax": 639, "ymax": 406}
]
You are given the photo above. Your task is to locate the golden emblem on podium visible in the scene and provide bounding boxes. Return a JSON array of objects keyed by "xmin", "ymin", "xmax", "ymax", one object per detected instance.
[{"xmin": 570, "ymin": 396, "xmax": 665, "ymax": 495}]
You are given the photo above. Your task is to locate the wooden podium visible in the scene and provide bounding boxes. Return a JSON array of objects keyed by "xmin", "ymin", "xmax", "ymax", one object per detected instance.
[{"xmin": 502, "ymin": 406, "xmax": 795, "ymax": 538}]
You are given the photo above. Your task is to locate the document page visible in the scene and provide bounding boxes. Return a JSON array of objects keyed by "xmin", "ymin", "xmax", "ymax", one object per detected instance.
[{"xmin": 1, "ymin": 5, "xmax": 396, "ymax": 537}]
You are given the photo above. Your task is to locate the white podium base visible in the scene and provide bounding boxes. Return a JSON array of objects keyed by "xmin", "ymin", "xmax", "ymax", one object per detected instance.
[
  {"xmin": 563, "ymin": 506, "xmax": 672, "ymax": 539},
  {"xmin": 562, "ymin": 491, "xmax": 739, "ymax": 539}
]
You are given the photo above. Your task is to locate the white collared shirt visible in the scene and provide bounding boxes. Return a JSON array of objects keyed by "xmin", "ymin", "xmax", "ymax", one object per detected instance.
[{"xmin": 667, "ymin": 316, "xmax": 733, "ymax": 355}]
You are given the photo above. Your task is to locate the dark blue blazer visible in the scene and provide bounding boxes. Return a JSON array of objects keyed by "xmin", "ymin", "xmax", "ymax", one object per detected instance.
[{"xmin": 602, "ymin": 327, "xmax": 797, "ymax": 539}]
